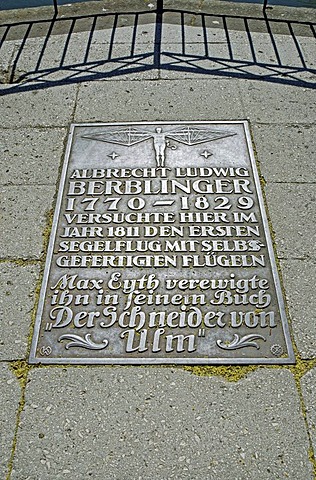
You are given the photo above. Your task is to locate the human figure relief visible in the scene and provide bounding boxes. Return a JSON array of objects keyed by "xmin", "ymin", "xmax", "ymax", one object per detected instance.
[{"xmin": 83, "ymin": 124, "xmax": 236, "ymax": 167}]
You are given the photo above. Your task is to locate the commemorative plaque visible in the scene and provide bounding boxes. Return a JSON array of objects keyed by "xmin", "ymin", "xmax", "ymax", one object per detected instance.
[{"xmin": 29, "ymin": 122, "xmax": 295, "ymax": 364}]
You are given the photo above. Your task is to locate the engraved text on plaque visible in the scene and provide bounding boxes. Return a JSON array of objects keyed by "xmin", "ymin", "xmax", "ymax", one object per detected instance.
[{"xmin": 30, "ymin": 122, "xmax": 295, "ymax": 364}]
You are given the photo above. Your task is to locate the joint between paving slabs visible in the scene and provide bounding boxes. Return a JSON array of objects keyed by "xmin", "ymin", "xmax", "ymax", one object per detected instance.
[
  {"xmin": 4, "ymin": 214, "xmax": 55, "ymax": 480},
  {"xmin": 247, "ymin": 121, "xmax": 308, "ymax": 329},
  {"xmin": 70, "ymin": 83, "xmax": 81, "ymax": 124},
  {"xmin": 0, "ymin": 258, "xmax": 41, "ymax": 266},
  {"xmin": 3, "ymin": 359, "xmax": 316, "ymax": 480},
  {"xmin": 5, "ymin": 119, "xmax": 315, "ymax": 476},
  {"xmin": 0, "ymin": 43, "xmax": 19, "ymax": 85},
  {"xmin": 20, "ymin": 117, "xmax": 74, "ymax": 350},
  {"xmin": 291, "ymin": 362, "xmax": 316, "ymax": 479},
  {"xmin": 22, "ymin": 121, "xmax": 314, "ymax": 390},
  {"xmin": 254, "ymin": 122, "xmax": 316, "ymax": 127},
  {"xmin": 26, "ymin": 177, "xmax": 316, "ymax": 387},
  {"xmin": 269, "ymin": 181, "xmax": 316, "ymax": 185},
  {"xmin": 18, "ymin": 126, "xmax": 76, "ymax": 363},
  {"xmin": 5, "ymin": 360, "xmax": 30, "ymax": 480}
]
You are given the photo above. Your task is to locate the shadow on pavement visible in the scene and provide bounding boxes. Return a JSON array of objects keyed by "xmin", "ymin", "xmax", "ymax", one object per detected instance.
[{"xmin": 0, "ymin": 0, "xmax": 315, "ymax": 95}]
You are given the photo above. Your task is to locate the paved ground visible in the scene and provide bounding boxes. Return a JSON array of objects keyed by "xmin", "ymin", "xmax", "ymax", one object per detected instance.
[{"xmin": 0, "ymin": 0, "xmax": 316, "ymax": 478}]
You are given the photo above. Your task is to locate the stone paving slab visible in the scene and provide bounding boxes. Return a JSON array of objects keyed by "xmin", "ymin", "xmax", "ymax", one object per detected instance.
[
  {"xmin": 252, "ymin": 124, "xmax": 316, "ymax": 183},
  {"xmin": 159, "ymin": 50, "xmax": 230, "ymax": 80},
  {"xmin": 0, "ymin": 1, "xmax": 315, "ymax": 478},
  {"xmin": 0, "ymin": 12, "xmax": 156, "ymax": 45},
  {"xmin": 0, "ymin": 262, "xmax": 40, "ymax": 360},
  {"xmin": 1, "ymin": 128, "xmax": 66, "ymax": 186},
  {"xmin": 11, "ymin": 368, "xmax": 313, "ymax": 480},
  {"xmin": 264, "ymin": 183, "xmax": 316, "ymax": 260},
  {"xmin": 1, "ymin": 3, "xmax": 314, "ymax": 87},
  {"xmin": 301, "ymin": 367, "xmax": 316, "ymax": 455},
  {"xmin": 239, "ymin": 81, "xmax": 316, "ymax": 124},
  {"xmin": 57, "ymin": 42, "xmax": 159, "ymax": 82},
  {"xmin": 0, "ymin": 5, "xmax": 55, "ymax": 24},
  {"xmin": 5, "ymin": 12, "xmax": 312, "ymax": 86},
  {"xmin": 158, "ymin": 53, "xmax": 315, "ymax": 84},
  {"xmin": 74, "ymin": 78, "xmax": 245, "ymax": 122},
  {"xmin": 272, "ymin": 34, "xmax": 316, "ymax": 72},
  {"xmin": 7, "ymin": 34, "xmax": 160, "ymax": 84},
  {"xmin": 109, "ymin": 14, "xmax": 156, "ymax": 44},
  {"xmin": 161, "ymin": 25, "xmax": 315, "ymax": 58},
  {"xmin": 160, "ymin": 67, "xmax": 315, "ymax": 85},
  {"xmin": 281, "ymin": 259, "xmax": 316, "ymax": 359},
  {"xmin": 0, "ymin": 363, "xmax": 20, "ymax": 480},
  {"xmin": 0, "ymin": 185, "xmax": 55, "ymax": 259},
  {"xmin": 0, "ymin": 0, "xmax": 156, "ymax": 27},
  {"xmin": 0, "ymin": 85, "xmax": 77, "ymax": 128},
  {"xmin": 297, "ymin": 35, "xmax": 316, "ymax": 69},
  {"xmin": 0, "ymin": 40, "xmax": 17, "ymax": 84}
]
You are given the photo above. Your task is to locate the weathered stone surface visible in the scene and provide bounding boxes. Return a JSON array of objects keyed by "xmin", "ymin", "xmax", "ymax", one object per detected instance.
[
  {"xmin": 0, "ymin": 40, "xmax": 17, "ymax": 84},
  {"xmin": 264, "ymin": 183, "xmax": 316, "ymax": 259},
  {"xmin": 0, "ymin": 363, "xmax": 20, "ymax": 479},
  {"xmin": 11, "ymin": 368, "xmax": 313, "ymax": 480},
  {"xmin": 74, "ymin": 79, "xmax": 244, "ymax": 122},
  {"xmin": 301, "ymin": 367, "xmax": 316, "ymax": 455},
  {"xmin": 8, "ymin": 35, "xmax": 159, "ymax": 84},
  {"xmin": 239, "ymin": 81, "xmax": 316, "ymax": 123},
  {"xmin": 252, "ymin": 124, "xmax": 316, "ymax": 183},
  {"xmin": 0, "ymin": 85, "xmax": 77, "ymax": 127},
  {"xmin": 160, "ymin": 44, "xmax": 234, "ymax": 80},
  {"xmin": 1, "ymin": 128, "xmax": 66, "ymax": 186},
  {"xmin": 0, "ymin": 185, "xmax": 55, "ymax": 259},
  {"xmin": 160, "ymin": 31, "xmax": 316, "ymax": 84},
  {"xmin": 0, "ymin": 2, "xmax": 315, "ymax": 477},
  {"xmin": 0, "ymin": 262, "xmax": 40, "ymax": 360},
  {"xmin": 281, "ymin": 259, "xmax": 316, "ymax": 359}
]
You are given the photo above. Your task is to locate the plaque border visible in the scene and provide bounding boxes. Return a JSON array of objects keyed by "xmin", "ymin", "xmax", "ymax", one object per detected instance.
[{"xmin": 29, "ymin": 121, "xmax": 296, "ymax": 365}]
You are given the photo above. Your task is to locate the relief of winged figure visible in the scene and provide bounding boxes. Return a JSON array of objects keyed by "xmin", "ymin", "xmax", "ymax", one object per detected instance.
[{"xmin": 82, "ymin": 125, "xmax": 236, "ymax": 167}]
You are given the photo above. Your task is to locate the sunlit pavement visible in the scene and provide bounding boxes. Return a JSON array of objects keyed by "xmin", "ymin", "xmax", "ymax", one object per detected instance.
[{"xmin": 0, "ymin": 1, "xmax": 316, "ymax": 479}]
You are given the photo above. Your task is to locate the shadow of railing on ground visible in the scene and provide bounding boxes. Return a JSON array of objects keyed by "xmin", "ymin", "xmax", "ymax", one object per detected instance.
[{"xmin": 0, "ymin": 0, "xmax": 315, "ymax": 95}]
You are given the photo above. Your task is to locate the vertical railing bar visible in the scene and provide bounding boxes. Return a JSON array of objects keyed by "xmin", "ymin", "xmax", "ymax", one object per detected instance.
[
  {"xmin": 0, "ymin": 25, "xmax": 10, "ymax": 50},
  {"xmin": 131, "ymin": 13, "xmax": 139, "ymax": 57},
  {"xmin": 84, "ymin": 15, "xmax": 97, "ymax": 64},
  {"xmin": 244, "ymin": 18, "xmax": 257, "ymax": 63},
  {"xmin": 201, "ymin": 13, "xmax": 209, "ymax": 57},
  {"xmin": 53, "ymin": 0, "xmax": 58, "ymax": 16},
  {"xmin": 9, "ymin": 22, "xmax": 32, "ymax": 83},
  {"xmin": 222, "ymin": 16, "xmax": 233, "ymax": 60},
  {"xmin": 181, "ymin": 12, "xmax": 185, "ymax": 55},
  {"xmin": 59, "ymin": 18, "xmax": 76, "ymax": 67},
  {"xmin": 154, "ymin": 0, "xmax": 163, "ymax": 69},
  {"xmin": 288, "ymin": 21, "xmax": 306, "ymax": 68},
  {"xmin": 35, "ymin": 18, "xmax": 56, "ymax": 71},
  {"xmin": 264, "ymin": 17, "xmax": 282, "ymax": 66},
  {"xmin": 108, "ymin": 14, "xmax": 118, "ymax": 60}
]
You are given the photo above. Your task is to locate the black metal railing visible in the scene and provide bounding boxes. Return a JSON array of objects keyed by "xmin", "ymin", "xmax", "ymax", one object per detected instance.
[
  {"xmin": 0, "ymin": 0, "xmax": 315, "ymax": 94},
  {"xmin": 52, "ymin": 0, "xmax": 58, "ymax": 16}
]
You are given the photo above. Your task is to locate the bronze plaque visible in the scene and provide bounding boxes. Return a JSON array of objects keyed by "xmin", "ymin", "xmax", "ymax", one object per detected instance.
[{"xmin": 29, "ymin": 122, "xmax": 295, "ymax": 364}]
